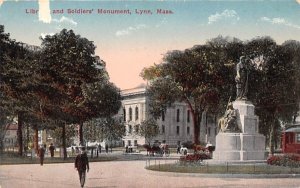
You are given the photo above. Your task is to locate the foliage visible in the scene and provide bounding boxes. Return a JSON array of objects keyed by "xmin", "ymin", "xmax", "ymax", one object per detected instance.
[
  {"xmin": 141, "ymin": 37, "xmax": 237, "ymax": 144},
  {"xmin": 138, "ymin": 118, "xmax": 159, "ymax": 145},
  {"xmin": 92, "ymin": 117, "xmax": 125, "ymax": 143},
  {"xmin": 0, "ymin": 25, "xmax": 40, "ymax": 156},
  {"xmin": 267, "ymin": 154, "xmax": 300, "ymax": 168},
  {"xmin": 48, "ymin": 124, "xmax": 77, "ymax": 147},
  {"xmin": 179, "ymin": 153, "xmax": 211, "ymax": 163},
  {"xmin": 142, "ymin": 35, "xmax": 300, "ymax": 148},
  {"xmin": 0, "ymin": 108, "xmax": 14, "ymax": 151}
]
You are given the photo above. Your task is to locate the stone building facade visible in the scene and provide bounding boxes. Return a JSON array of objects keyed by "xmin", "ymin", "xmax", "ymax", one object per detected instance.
[{"xmin": 121, "ymin": 85, "xmax": 217, "ymax": 147}]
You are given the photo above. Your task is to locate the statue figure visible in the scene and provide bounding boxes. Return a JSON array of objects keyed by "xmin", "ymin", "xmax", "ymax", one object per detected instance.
[
  {"xmin": 235, "ymin": 56, "xmax": 249, "ymax": 100},
  {"xmin": 218, "ymin": 102, "xmax": 240, "ymax": 133}
]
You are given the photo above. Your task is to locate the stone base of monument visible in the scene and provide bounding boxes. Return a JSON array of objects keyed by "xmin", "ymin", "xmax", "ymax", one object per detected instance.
[
  {"xmin": 213, "ymin": 133, "xmax": 266, "ymax": 161},
  {"xmin": 214, "ymin": 100, "xmax": 266, "ymax": 161}
]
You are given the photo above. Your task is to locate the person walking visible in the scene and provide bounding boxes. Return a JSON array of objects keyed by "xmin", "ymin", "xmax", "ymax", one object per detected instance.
[
  {"xmin": 39, "ymin": 144, "xmax": 46, "ymax": 166},
  {"xmin": 49, "ymin": 143, "xmax": 55, "ymax": 158},
  {"xmin": 75, "ymin": 147, "xmax": 90, "ymax": 188},
  {"xmin": 105, "ymin": 144, "xmax": 108, "ymax": 153}
]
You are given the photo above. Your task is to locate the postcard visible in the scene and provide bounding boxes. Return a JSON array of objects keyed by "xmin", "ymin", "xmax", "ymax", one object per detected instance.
[{"xmin": 1, "ymin": 1, "xmax": 300, "ymax": 188}]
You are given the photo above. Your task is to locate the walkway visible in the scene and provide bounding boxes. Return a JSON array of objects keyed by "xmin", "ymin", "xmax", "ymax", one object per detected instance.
[{"xmin": 1, "ymin": 158, "xmax": 300, "ymax": 188}]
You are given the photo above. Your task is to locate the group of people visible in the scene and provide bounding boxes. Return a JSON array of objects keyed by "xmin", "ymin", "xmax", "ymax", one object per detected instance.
[{"xmin": 37, "ymin": 143, "xmax": 55, "ymax": 166}]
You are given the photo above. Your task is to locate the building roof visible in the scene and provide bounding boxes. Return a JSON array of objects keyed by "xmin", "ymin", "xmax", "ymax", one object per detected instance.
[
  {"xmin": 6, "ymin": 123, "xmax": 18, "ymax": 130},
  {"xmin": 121, "ymin": 84, "xmax": 147, "ymax": 97}
]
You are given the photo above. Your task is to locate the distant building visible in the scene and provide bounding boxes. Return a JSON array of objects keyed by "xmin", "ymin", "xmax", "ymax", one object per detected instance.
[
  {"xmin": 120, "ymin": 85, "xmax": 217, "ymax": 147},
  {"xmin": 3, "ymin": 123, "xmax": 17, "ymax": 148}
]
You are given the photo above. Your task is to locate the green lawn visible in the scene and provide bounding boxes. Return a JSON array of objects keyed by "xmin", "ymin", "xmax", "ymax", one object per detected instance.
[
  {"xmin": 146, "ymin": 163, "xmax": 300, "ymax": 174},
  {"xmin": 0, "ymin": 152, "xmax": 117, "ymax": 165}
]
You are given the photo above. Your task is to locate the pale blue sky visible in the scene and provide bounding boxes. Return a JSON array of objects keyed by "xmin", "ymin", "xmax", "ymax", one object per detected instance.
[{"xmin": 1, "ymin": 0, "xmax": 300, "ymax": 89}]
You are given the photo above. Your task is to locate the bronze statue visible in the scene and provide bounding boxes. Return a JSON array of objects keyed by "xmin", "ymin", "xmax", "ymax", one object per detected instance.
[
  {"xmin": 235, "ymin": 56, "xmax": 249, "ymax": 100},
  {"xmin": 218, "ymin": 102, "xmax": 240, "ymax": 133}
]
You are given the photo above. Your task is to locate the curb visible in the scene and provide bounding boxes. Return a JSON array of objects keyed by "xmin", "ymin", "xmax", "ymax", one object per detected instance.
[{"xmin": 146, "ymin": 169, "xmax": 300, "ymax": 179}]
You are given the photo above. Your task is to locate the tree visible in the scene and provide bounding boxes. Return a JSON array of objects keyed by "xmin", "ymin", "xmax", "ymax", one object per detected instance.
[
  {"xmin": 0, "ymin": 108, "xmax": 14, "ymax": 152},
  {"xmin": 38, "ymin": 29, "xmax": 113, "ymax": 158},
  {"xmin": 0, "ymin": 25, "xmax": 40, "ymax": 156},
  {"xmin": 48, "ymin": 124, "xmax": 77, "ymax": 147},
  {"xmin": 245, "ymin": 38, "xmax": 300, "ymax": 154},
  {"xmin": 38, "ymin": 30, "xmax": 122, "ymax": 160},
  {"xmin": 97, "ymin": 117, "xmax": 125, "ymax": 147},
  {"xmin": 138, "ymin": 118, "xmax": 159, "ymax": 145},
  {"xmin": 141, "ymin": 41, "xmax": 234, "ymax": 144}
]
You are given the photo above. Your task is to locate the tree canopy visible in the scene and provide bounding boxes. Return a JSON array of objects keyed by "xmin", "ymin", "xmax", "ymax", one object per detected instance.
[{"xmin": 142, "ymin": 36, "xmax": 300, "ymax": 146}]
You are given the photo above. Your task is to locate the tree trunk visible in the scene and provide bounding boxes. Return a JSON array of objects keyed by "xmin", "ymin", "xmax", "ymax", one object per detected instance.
[
  {"xmin": 192, "ymin": 111, "xmax": 202, "ymax": 145},
  {"xmin": 17, "ymin": 113, "xmax": 23, "ymax": 156},
  {"xmin": 34, "ymin": 126, "xmax": 39, "ymax": 152},
  {"xmin": 79, "ymin": 122, "xmax": 83, "ymax": 146},
  {"xmin": 185, "ymin": 99, "xmax": 203, "ymax": 145},
  {"xmin": 269, "ymin": 123, "xmax": 275, "ymax": 156},
  {"xmin": 62, "ymin": 124, "xmax": 67, "ymax": 160}
]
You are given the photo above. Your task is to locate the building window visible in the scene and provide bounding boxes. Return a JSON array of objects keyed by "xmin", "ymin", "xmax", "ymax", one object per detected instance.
[
  {"xmin": 162, "ymin": 110, "xmax": 165, "ymax": 121},
  {"xmin": 134, "ymin": 125, "xmax": 139, "ymax": 134},
  {"xmin": 134, "ymin": 140, "xmax": 138, "ymax": 146},
  {"xmin": 176, "ymin": 109, "xmax": 180, "ymax": 122},
  {"xmin": 162, "ymin": 125, "xmax": 165, "ymax": 134},
  {"xmin": 129, "ymin": 107, "xmax": 132, "ymax": 121},
  {"xmin": 187, "ymin": 127, "xmax": 190, "ymax": 135},
  {"xmin": 128, "ymin": 140, "xmax": 131, "ymax": 146},
  {"xmin": 297, "ymin": 133, "xmax": 300, "ymax": 143},
  {"xmin": 176, "ymin": 126, "xmax": 180, "ymax": 135},
  {"xmin": 128, "ymin": 125, "xmax": 132, "ymax": 134},
  {"xmin": 187, "ymin": 110, "xmax": 190, "ymax": 123},
  {"xmin": 123, "ymin": 108, "xmax": 126, "ymax": 121},
  {"xmin": 208, "ymin": 127, "xmax": 211, "ymax": 137},
  {"xmin": 135, "ymin": 106, "xmax": 139, "ymax": 120}
]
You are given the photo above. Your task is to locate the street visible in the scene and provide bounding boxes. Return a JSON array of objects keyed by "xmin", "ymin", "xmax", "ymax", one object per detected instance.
[{"xmin": 1, "ymin": 156, "xmax": 300, "ymax": 188}]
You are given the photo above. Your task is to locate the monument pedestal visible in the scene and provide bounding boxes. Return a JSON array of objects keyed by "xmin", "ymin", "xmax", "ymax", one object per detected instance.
[{"xmin": 214, "ymin": 100, "xmax": 266, "ymax": 161}]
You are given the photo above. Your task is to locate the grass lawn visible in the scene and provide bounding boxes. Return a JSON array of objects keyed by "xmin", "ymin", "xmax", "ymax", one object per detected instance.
[
  {"xmin": 0, "ymin": 152, "xmax": 117, "ymax": 165},
  {"xmin": 146, "ymin": 162, "xmax": 300, "ymax": 174}
]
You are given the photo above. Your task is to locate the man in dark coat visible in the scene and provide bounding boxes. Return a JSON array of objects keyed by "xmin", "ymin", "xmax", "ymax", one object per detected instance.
[
  {"xmin": 39, "ymin": 144, "xmax": 46, "ymax": 166},
  {"xmin": 75, "ymin": 147, "xmax": 90, "ymax": 187},
  {"xmin": 49, "ymin": 143, "xmax": 55, "ymax": 158}
]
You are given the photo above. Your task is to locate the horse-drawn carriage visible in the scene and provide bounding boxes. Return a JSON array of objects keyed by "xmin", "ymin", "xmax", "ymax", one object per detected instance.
[{"xmin": 143, "ymin": 144, "xmax": 170, "ymax": 157}]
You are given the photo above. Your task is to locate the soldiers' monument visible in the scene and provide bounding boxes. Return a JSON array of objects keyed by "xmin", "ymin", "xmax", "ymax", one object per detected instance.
[{"xmin": 214, "ymin": 56, "xmax": 266, "ymax": 161}]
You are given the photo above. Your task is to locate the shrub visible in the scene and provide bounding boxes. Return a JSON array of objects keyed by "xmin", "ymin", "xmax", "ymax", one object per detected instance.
[
  {"xmin": 267, "ymin": 154, "xmax": 300, "ymax": 168},
  {"xmin": 179, "ymin": 153, "xmax": 211, "ymax": 163}
]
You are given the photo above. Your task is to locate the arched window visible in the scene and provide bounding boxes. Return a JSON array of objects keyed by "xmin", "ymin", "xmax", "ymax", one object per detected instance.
[
  {"xmin": 128, "ymin": 125, "xmax": 132, "ymax": 134},
  {"xmin": 129, "ymin": 107, "xmax": 132, "ymax": 121},
  {"xmin": 176, "ymin": 109, "xmax": 180, "ymax": 122},
  {"xmin": 134, "ymin": 125, "xmax": 139, "ymax": 133},
  {"xmin": 187, "ymin": 110, "xmax": 190, "ymax": 123},
  {"xmin": 135, "ymin": 106, "xmax": 139, "ymax": 120},
  {"xmin": 123, "ymin": 108, "xmax": 126, "ymax": 121}
]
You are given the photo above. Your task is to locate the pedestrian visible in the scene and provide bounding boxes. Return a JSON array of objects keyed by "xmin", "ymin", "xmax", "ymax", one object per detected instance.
[
  {"xmin": 39, "ymin": 144, "xmax": 46, "ymax": 166},
  {"xmin": 49, "ymin": 143, "xmax": 55, "ymax": 158},
  {"xmin": 177, "ymin": 144, "xmax": 181, "ymax": 154},
  {"xmin": 75, "ymin": 147, "xmax": 90, "ymax": 188},
  {"xmin": 72, "ymin": 147, "xmax": 75, "ymax": 156},
  {"xmin": 105, "ymin": 144, "xmax": 108, "ymax": 153}
]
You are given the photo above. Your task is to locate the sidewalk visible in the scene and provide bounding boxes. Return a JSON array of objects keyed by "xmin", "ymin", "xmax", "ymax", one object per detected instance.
[{"xmin": 1, "ymin": 160, "xmax": 300, "ymax": 188}]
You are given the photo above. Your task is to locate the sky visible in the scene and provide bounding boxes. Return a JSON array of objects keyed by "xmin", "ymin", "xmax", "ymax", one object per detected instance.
[{"xmin": 0, "ymin": 0, "xmax": 300, "ymax": 90}]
